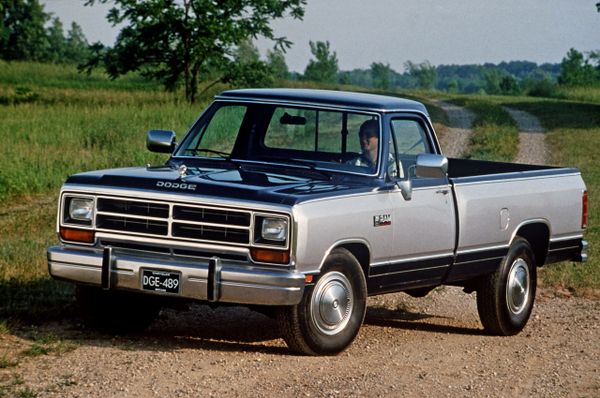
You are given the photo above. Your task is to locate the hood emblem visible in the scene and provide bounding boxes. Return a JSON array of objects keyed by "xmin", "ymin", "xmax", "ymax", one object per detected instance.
[{"xmin": 178, "ymin": 164, "xmax": 188, "ymax": 178}]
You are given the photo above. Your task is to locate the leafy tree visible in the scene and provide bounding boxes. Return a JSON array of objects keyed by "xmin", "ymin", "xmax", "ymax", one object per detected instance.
[
  {"xmin": 0, "ymin": 0, "xmax": 49, "ymax": 61},
  {"xmin": 499, "ymin": 75, "xmax": 520, "ymax": 95},
  {"xmin": 404, "ymin": 60, "xmax": 437, "ymax": 90},
  {"xmin": 64, "ymin": 22, "xmax": 90, "ymax": 64},
  {"xmin": 370, "ymin": 62, "xmax": 392, "ymax": 90},
  {"xmin": 45, "ymin": 17, "xmax": 65, "ymax": 63},
  {"xmin": 558, "ymin": 48, "xmax": 598, "ymax": 86},
  {"xmin": 303, "ymin": 40, "xmax": 338, "ymax": 83},
  {"xmin": 235, "ymin": 38, "xmax": 260, "ymax": 64},
  {"xmin": 226, "ymin": 38, "xmax": 272, "ymax": 88},
  {"xmin": 85, "ymin": 0, "xmax": 305, "ymax": 103},
  {"xmin": 267, "ymin": 47, "xmax": 289, "ymax": 80}
]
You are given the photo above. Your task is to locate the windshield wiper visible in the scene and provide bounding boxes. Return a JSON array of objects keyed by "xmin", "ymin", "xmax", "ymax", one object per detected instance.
[
  {"xmin": 186, "ymin": 148, "xmax": 231, "ymax": 158},
  {"xmin": 176, "ymin": 148, "xmax": 241, "ymax": 169},
  {"xmin": 260, "ymin": 156, "xmax": 333, "ymax": 181}
]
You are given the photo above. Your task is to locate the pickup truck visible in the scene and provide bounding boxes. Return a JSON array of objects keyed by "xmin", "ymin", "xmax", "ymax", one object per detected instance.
[{"xmin": 48, "ymin": 89, "xmax": 588, "ymax": 355}]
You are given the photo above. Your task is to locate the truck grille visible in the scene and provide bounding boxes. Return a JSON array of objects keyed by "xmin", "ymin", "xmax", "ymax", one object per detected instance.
[{"xmin": 95, "ymin": 197, "xmax": 252, "ymax": 246}]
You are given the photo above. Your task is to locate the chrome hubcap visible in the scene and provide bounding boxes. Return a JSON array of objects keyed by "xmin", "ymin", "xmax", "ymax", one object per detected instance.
[
  {"xmin": 311, "ymin": 271, "xmax": 353, "ymax": 335},
  {"xmin": 506, "ymin": 258, "xmax": 530, "ymax": 315}
]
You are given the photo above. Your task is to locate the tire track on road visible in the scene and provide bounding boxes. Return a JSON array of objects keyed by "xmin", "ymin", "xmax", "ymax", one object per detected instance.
[
  {"xmin": 433, "ymin": 100, "xmax": 475, "ymax": 158},
  {"xmin": 503, "ymin": 107, "xmax": 548, "ymax": 165}
]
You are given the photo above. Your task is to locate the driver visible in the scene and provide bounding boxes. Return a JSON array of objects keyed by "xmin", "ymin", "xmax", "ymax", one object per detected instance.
[
  {"xmin": 348, "ymin": 120, "xmax": 402, "ymax": 178},
  {"xmin": 351, "ymin": 119, "xmax": 379, "ymax": 169}
]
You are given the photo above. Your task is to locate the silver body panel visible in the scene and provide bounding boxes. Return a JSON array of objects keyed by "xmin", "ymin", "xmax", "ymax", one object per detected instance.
[{"xmin": 453, "ymin": 172, "xmax": 585, "ymax": 253}]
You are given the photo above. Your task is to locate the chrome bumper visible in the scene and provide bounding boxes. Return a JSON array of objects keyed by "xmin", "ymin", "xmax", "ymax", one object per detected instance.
[{"xmin": 48, "ymin": 245, "xmax": 305, "ymax": 306}]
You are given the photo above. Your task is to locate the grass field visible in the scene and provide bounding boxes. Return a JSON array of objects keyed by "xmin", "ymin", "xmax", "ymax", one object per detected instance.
[{"xmin": 0, "ymin": 63, "xmax": 597, "ymax": 324}]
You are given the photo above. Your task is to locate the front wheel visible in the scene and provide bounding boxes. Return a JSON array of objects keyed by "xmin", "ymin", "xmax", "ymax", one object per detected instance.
[
  {"xmin": 276, "ymin": 248, "xmax": 367, "ymax": 355},
  {"xmin": 476, "ymin": 237, "xmax": 537, "ymax": 335}
]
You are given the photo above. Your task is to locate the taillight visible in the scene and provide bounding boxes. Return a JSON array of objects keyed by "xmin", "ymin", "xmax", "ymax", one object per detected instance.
[{"xmin": 582, "ymin": 191, "xmax": 588, "ymax": 229}]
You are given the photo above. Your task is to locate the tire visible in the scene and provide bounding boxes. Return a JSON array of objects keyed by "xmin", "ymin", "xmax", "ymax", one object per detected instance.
[
  {"xmin": 76, "ymin": 285, "xmax": 161, "ymax": 334},
  {"xmin": 476, "ymin": 237, "xmax": 537, "ymax": 336},
  {"xmin": 276, "ymin": 248, "xmax": 367, "ymax": 356}
]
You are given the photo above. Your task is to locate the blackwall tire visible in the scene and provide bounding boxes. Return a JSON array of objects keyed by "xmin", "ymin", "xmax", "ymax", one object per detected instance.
[
  {"xmin": 476, "ymin": 237, "xmax": 537, "ymax": 336},
  {"xmin": 276, "ymin": 248, "xmax": 367, "ymax": 355},
  {"xmin": 76, "ymin": 285, "xmax": 161, "ymax": 334}
]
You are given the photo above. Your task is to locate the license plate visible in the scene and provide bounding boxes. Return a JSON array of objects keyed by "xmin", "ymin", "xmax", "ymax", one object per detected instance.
[{"xmin": 142, "ymin": 269, "xmax": 180, "ymax": 294}]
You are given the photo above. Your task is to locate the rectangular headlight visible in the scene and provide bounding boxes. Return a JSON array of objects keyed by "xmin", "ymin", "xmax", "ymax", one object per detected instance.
[
  {"xmin": 63, "ymin": 196, "xmax": 94, "ymax": 226},
  {"xmin": 261, "ymin": 217, "xmax": 288, "ymax": 241},
  {"xmin": 254, "ymin": 215, "xmax": 289, "ymax": 247}
]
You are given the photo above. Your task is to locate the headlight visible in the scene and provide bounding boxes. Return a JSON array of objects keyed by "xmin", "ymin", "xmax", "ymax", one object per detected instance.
[
  {"xmin": 261, "ymin": 217, "xmax": 288, "ymax": 242},
  {"xmin": 63, "ymin": 196, "xmax": 94, "ymax": 226},
  {"xmin": 254, "ymin": 215, "xmax": 289, "ymax": 246}
]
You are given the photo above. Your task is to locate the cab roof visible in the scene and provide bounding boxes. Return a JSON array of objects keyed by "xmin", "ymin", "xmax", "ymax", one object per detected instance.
[{"xmin": 216, "ymin": 88, "xmax": 429, "ymax": 115}]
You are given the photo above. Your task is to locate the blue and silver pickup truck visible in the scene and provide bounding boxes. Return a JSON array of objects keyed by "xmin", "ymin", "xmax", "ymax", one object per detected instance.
[{"xmin": 48, "ymin": 89, "xmax": 588, "ymax": 355}]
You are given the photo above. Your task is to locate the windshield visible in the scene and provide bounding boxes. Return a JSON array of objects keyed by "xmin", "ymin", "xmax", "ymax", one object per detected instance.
[{"xmin": 175, "ymin": 102, "xmax": 381, "ymax": 175}]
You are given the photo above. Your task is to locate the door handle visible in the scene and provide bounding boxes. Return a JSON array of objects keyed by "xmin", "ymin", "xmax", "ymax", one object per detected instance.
[{"xmin": 436, "ymin": 189, "xmax": 449, "ymax": 195}]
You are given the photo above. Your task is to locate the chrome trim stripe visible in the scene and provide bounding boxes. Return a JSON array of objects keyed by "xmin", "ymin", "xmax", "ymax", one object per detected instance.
[{"xmin": 452, "ymin": 169, "xmax": 581, "ymax": 186}]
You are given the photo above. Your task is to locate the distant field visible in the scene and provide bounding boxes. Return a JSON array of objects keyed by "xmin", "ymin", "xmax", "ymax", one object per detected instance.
[{"xmin": 0, "ymin": 63, "xmax": 597, "ymax": 322}]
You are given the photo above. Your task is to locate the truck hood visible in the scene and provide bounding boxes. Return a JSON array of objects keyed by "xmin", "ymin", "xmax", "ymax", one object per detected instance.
[{"xmin": 65, "ymin": 165, "xmax": 378, "ymax": 206}]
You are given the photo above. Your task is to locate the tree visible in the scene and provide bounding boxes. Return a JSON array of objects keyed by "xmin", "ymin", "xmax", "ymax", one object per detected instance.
[
  {"xmin": 45, "ymin": 17, "xmax": 65, "ymax": 63},
  {"xmin": 85, "ymin": 0, "xmax": 306, "ymax": 103},
  {"xmin": 370, "ymin": 62, "xmax": 392, "ymax": 90},
  {"xmin": 404, "ymin": 60, "xmax": 437, "ymax": 90},
  {"xmin": 64, "ymin": 22, "xmax": 90, "ymax": 64},
  {"xmin": 303, "ymin": 40, "xmax": 338, "ymax": 83},
  {"xmin": 0, "ymin": 0, "xmax": 49, "ymax": 61},
  {"xmin": 234, "ymin": 38, "xmax": 260, "ymax": 64},
  {"xmin": 558, "ymin": 48, "xmax": 598, "ymax": 86},
  {"xmin": 226, "ymin": 38, "xmax": 272, "ymax": 88},
  {"xmin": 267, "ymin": 47, "xmax": 289, "ymax": 80}
]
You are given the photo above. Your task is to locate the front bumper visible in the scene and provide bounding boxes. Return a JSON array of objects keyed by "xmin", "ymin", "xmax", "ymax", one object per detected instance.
[{"xmin": 48, "ymin": 245, "xmax": 305, "ymax": 306}]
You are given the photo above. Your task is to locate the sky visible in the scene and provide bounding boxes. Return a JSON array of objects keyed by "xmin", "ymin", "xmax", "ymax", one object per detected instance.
[{"xmin": 41, "ymin": 0, "xmax": 600, "ymax": 73}]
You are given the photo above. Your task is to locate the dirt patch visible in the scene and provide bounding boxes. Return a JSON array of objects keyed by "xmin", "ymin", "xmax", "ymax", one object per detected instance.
[{"xmin": 1, "ymin": 287, "xmax": 599, "ymax": 397}]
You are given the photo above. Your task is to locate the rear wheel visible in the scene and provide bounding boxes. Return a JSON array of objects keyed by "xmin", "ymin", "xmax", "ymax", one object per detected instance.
[
  {"xmin": 277, "ymin": 248, "xmax": 367, "ymax": 355},
  {"xmin": 76, "ymin": 285, "xmax": 161, "ymax": 333},
  {"xmin": 476, "ymin": 237, "xmax": 537, "ymax": 335}
]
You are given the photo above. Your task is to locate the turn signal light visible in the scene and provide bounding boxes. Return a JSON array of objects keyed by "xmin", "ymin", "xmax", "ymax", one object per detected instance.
[
  {"xmin": 250, "ymin": 248, "xmax": 290, "ymax": 264},
  {"xmin": 60, "ymin": 227, "xmax": 95, "ymax": 243},
  {"xmin": 582, "ymin": 191, "xmax": 588, "ymax": 229}
]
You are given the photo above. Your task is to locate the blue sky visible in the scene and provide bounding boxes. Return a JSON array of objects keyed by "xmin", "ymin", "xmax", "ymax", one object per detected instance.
[{"xmin": 42, "ymin": 0, "xmax": 600, "ymax": 72}]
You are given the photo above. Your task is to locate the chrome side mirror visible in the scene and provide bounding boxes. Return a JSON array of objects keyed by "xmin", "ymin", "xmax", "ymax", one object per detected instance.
[
  {"xmin": 147, "ymin": 130, "xmax": 176, "ymax": 153},
  {"xmin": 415, "ymin": 154, "xmax": 448, "ymax": 179},
  {"xmin": 398, "ymin": 179, "xmax": 412, "ymax": 201}
]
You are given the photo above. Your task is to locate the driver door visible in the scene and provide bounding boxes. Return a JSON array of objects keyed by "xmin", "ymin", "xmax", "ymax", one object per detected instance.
[{"xmin": 368, "ymin": 115, "xmax": 456, "ymax": 294}]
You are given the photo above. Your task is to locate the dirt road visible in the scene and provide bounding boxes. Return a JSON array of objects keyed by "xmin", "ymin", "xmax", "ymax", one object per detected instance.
[{"xmin": 1, "ymin": 287, "xmax": 599, "ymax": 397}]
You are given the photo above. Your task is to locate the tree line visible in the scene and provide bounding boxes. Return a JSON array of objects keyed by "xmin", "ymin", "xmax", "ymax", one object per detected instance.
[
  {"xmin": 2, "ymin": 0, "xmax": 599, "ymax": 102},
  {"xmin": 1, "ymin": 0, "xmax": 90, "ymax": 64}
]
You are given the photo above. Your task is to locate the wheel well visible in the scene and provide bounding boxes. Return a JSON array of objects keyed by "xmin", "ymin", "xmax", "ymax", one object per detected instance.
[
  {"xmin": 515, "ymin": 223, "xmax": 549, "ymax": 267},
  {"xmin": 336, "ymin": 243, "xmax": 370, "ymax": 278}
]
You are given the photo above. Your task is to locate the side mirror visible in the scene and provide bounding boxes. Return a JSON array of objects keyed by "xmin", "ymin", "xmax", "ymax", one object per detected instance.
[
  {"xmin": 147, "ymin": 130, "xmax": 176, "ymax": 153},
  {"xmin": 398, "ymin": 179, "xmax": 412, "ymax": 201},
  {"xmin": 415, "ymin": 154, "xmax": 448, "ymax": 179}
]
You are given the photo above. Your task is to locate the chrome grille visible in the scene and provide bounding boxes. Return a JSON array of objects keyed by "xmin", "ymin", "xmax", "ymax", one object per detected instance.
[{"xmin": 95, "ymin": 196, "xmax": 252, "ymax": 246}]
